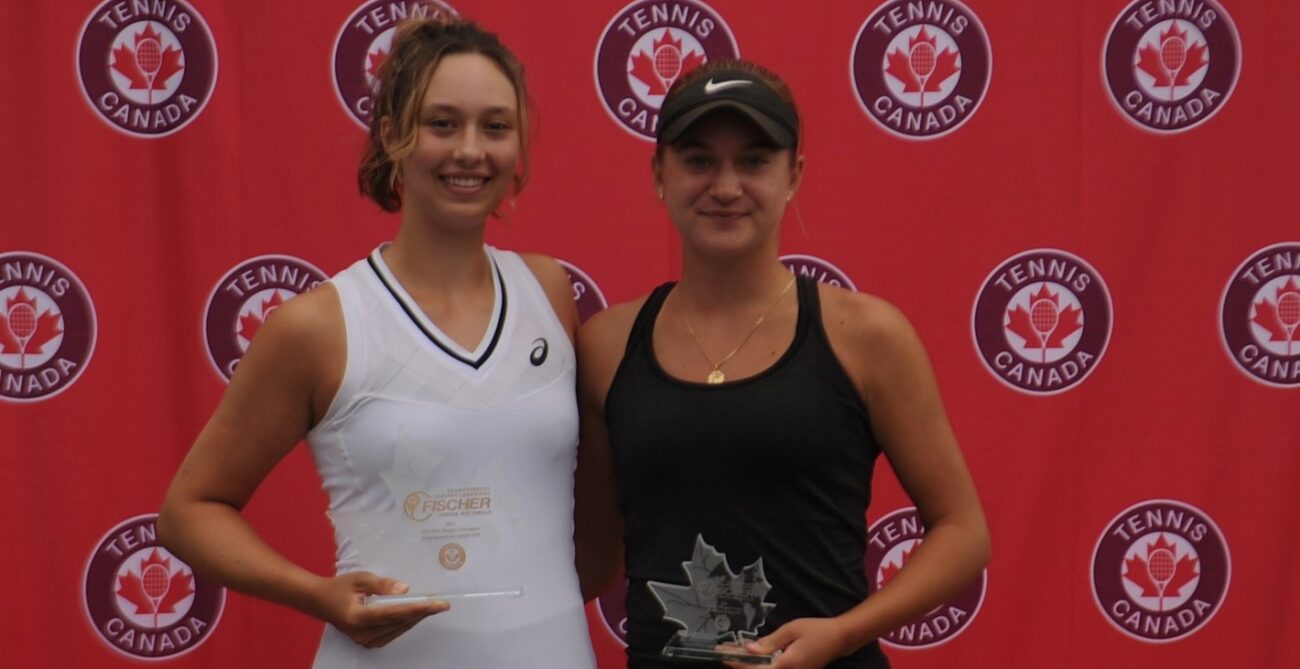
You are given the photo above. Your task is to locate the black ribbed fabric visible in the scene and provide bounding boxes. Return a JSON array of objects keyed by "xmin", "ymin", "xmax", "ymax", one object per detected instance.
[{"xmin": 606, "ymin": 277, "xmax": 889, "ymax": 668}]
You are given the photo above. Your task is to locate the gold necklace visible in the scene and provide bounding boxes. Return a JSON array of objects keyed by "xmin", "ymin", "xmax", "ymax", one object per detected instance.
[{"xmin": 680, "ymin": 275, "xmax": 797, "ymax": 385}]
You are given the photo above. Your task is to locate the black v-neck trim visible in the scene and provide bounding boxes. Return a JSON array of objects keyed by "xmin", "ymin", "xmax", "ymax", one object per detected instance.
[{"xmin": 366, "ymin": 252, "xmax": 508, "ymax": 370}]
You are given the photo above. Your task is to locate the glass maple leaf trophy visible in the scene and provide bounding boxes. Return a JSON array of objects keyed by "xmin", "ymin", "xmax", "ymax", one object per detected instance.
[{"xmin": 649, "ymin": 535, "xmax": 777, "ymax": 665}]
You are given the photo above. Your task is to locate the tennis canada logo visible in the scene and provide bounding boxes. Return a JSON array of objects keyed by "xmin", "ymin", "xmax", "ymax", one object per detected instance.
[
  {"xmin": 1092, "ymin": 500, "xmax": 1229, "ymax": 642},
  {"xmin": 972, "ymin": 249, "xmax": 1112, "ymax": 395},
  {"xmin": 1103, "ymin": 0, "xmax": 1240, "ymax": 134},
  {"xmin": 333, "ymin": 0, "xmax": 458, "ymax": 129},
  {"xmin": 866, "ymin": 507, "xmax": 985, "ymax": 648},
  {"xmin": 594, "ymin": 0, "xmax": 740, "ymax": 141},
  {"xmin": 83, "ymin": 514, "xmax": 224, "ymax": 660},
  {"xmin": 851, "ymin": 0, "xmax": 991, "ymax": 140},
  {"xmin": 204, "ymin": 255, "xmax": 326, "ymax": 381},
  {"xmin": 556, "ymin": 260, "xmax": 608, "ymax": 324},
  {"xmin": 1220, "ymin": 242, "xmax": 1300, "ymax": 387},
  {"xmin": 76, "ymin": 0, "xmax": 217, "ymax": 138},
  {"xmin": 781, "ymin": 254, "xmax": 858, "ymax": 291},
  {"xmin": 0, "ymin": 252, "xmax": 96, "ymax": 403}
]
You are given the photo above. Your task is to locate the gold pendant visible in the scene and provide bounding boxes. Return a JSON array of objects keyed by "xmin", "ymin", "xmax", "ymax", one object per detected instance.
[{"xmin": 707, "ymin": 369, "xmax": 726, "ymax": 385}]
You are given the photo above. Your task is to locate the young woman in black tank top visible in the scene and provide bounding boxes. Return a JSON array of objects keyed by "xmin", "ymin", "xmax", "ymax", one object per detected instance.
[{"xmin": 575, "ymin": 59, "xmax": 990, "ymax": 669}]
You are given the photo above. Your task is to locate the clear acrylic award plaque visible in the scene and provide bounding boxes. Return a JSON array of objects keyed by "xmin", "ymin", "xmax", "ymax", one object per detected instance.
[
  {"xmin": 330, "ymin": 484, "xmax": 520, "ymax": 608},
  {"xmin": 648, "ymin": 535, "xmax": 777, "ymax": 665},
  {"xmin": 364, "ymin": 588, "xmax": 522, "ymax": 607}
]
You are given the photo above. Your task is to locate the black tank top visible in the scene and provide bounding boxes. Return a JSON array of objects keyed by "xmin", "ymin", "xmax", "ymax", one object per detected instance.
[{"xmin": 606, "ymin": 277, "xmax": 889, "ymax": 668}]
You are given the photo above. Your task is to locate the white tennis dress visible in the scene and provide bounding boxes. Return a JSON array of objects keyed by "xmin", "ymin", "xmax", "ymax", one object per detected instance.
[{"xmin": 306, "ymin": 245, "xmax": 595, "ymax": 668}]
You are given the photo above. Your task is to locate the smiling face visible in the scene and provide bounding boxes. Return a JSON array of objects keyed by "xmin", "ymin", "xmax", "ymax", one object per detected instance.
[
  {"xmin": 654, "ymin": 110, "xmax": 803, "ymax": 259},
  {"xmin": 395, "ymin": 52, "xmax": 521, "ymax": 230}
]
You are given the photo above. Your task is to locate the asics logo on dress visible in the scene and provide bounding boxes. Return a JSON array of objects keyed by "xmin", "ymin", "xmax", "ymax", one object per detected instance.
[
  {"xmin": 703, "ymin": 79, "xmax": 752, "ymax": 94},
  {"xmin": 530, "ymin": 338, "xmax": 549, "ymax": 366}
]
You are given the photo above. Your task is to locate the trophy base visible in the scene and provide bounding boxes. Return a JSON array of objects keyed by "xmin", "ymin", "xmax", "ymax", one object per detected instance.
[
  {"xmin": 364, "ymin": 587, "xmax": 523, "ymax": 606},
  {"xmin": 662, "ymin": 642, "xmax": 775, "ymax": 665}
]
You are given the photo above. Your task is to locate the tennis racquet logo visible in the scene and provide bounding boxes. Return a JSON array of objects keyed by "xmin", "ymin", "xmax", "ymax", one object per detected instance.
[
  {"xmin": 83, "ymin": 514, "xmax": 225, "ymax": 660},
  {"xmin": 0, "ymin": 252, "xmax": 95, "ymax": 403},
  {"xmin": 1092, "ymin": 500, "xmax": 1230, "ymax": 642},
  {"xmin": 1, "ymin": 289, "xmax": 61, "ymax": 373},
  {"xmin": 1103, "ymin": 0, "xmax": 1240, "ymax": 134},
  {"xmin": 1219, "ymin": 242, "xmax": 1300, "ymax": 387},
  {"xmin": 972, "ymin": 249, "xmax": 1112, "ymax": 395},
  {"xmin": 851, "ymin": 0, "xmax": 991, "ymax": 140},
  {"xmin": 594, "ymin": 0, "xmax": 739, "ymax": 142},
  {"xmin": 76, "ymin": 0, "xmax": 216, "ymax": 138}
]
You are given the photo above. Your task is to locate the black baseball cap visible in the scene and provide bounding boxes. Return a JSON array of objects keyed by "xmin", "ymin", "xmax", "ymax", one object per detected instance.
[{"xmin": 656, "ymin": 68, "xmax": 799, "ymax": 149}]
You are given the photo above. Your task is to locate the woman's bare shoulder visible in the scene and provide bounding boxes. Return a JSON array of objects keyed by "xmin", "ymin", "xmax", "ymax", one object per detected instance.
[{"xmin": 818, "ymin": 283, "xmax": 916, "ymax": 351}]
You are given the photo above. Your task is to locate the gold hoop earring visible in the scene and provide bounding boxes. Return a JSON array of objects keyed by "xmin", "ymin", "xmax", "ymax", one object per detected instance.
[{"xmin": 657, "ymin": 187, "xmax": 664, "ymax": 201}]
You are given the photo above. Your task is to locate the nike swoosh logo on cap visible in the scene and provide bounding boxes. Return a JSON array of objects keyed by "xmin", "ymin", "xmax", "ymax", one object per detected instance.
[{"xmin": 703, "ymin": 78, "xmax": 753, "ymax": 94}]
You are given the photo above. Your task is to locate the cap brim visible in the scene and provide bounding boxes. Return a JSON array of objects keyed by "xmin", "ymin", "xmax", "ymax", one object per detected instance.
[{"xmin": 658, "ymin": 100, "xmax": 795, "ymax": 149}]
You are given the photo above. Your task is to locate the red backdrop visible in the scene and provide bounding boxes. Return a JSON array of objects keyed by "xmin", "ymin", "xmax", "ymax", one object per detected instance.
[{"xmin": 3, "ymin": 1, "xmax": 1297, "ymax": 667}]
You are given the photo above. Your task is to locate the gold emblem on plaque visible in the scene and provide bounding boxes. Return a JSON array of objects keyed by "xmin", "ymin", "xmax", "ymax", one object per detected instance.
[{"xmin": 439, "ymin": 543, "xmax": 466, "ymax": 570}]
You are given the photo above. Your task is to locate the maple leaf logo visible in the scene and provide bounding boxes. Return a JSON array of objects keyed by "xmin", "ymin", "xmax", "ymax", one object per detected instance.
[
  {"xmin": 1136, "ymin": 21, "xmax": 1208, "ymax": 100},
  {"xmin": 648, "ymin": 535, "xmax": 775, "ymax": 647},
  {"xmin": 629, "ymin": 30, "xmax": 706, "ymax": 97},
  {"xmin": 237, "ymin": 291, "xmax": 285, "ymax": 344},
  {"xmin": 110, "ymin": 23, "xmax": 184, "ymax": 104},
  {"xmin": 116, "ymin": 549, "xmax": 196, "ymax": 628},
  {"xmin": 1122, "ymin": 534, "xmax": 1199, "ymax": 612},
  {"xmin": 884, "ymin": 28, "xmax": 960, "ymax": 106},
  {"xmin": 1252, "ymin": 277, "xmax": 1300, "ymax": 354},
  {"xmin": 1005, "ymin": 284, "xmax": 1083, "ymax": 362},
  {"xmin": 367, "ymin": 46, "xmax": 389, "ymax": 83},
  {"xmin": 0, "ymin": 288, "xmax": 64, "ymax": 366},
  {"xmin": 876, "ymin": 541, "xmax": 918, "ymax": 589}
]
